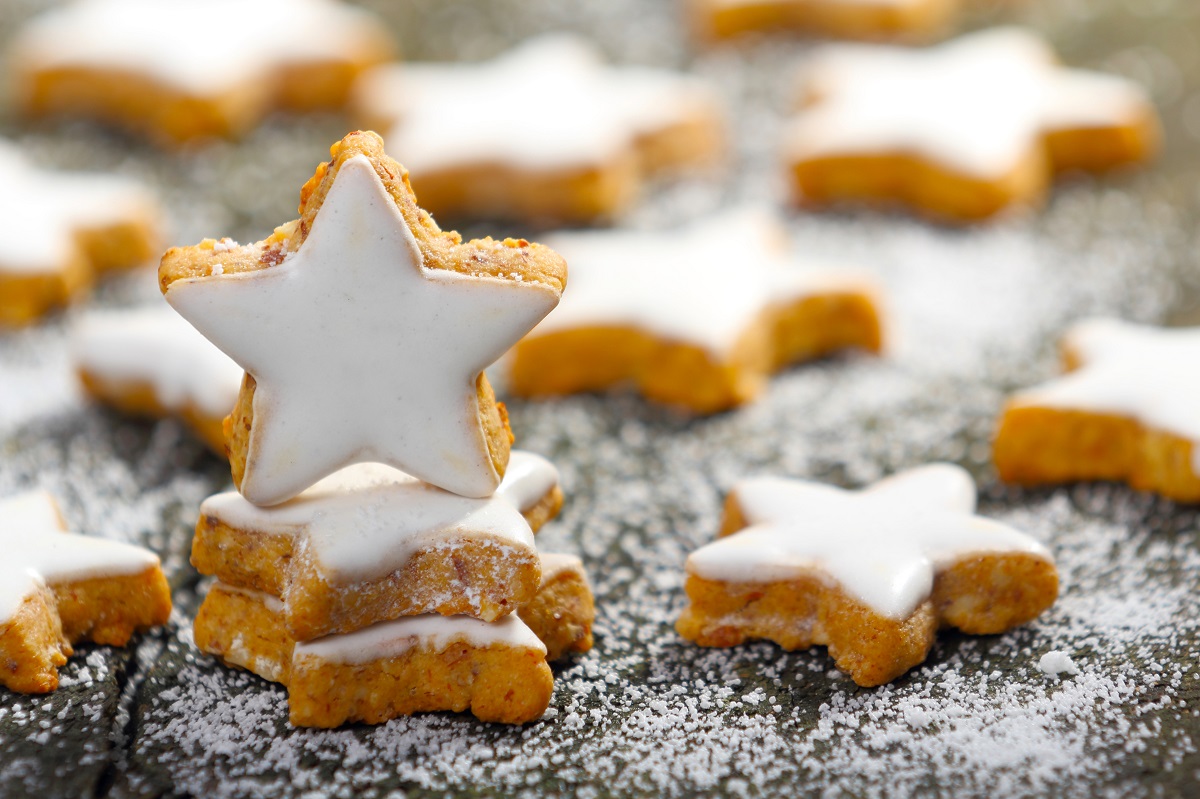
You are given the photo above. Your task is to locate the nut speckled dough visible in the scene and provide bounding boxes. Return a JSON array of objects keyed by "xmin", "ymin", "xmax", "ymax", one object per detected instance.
[
  {"xmin": 676, "ymin": 467, "xmax": 1059, "ymax": 686},
  {"xmin": 11, "ymin": 0, "xmax": 395, "ymax": 145},
  {"xmin": 692, "ymin": 0, "xmax": 957, "ymax": 43},
  {"xmin": 194, "ymin": 584, "xmax": 556, "ymax": 726},
  {"xmin": 994, "ymin": 319, "xmax": 1200, "ymax": 502},
  {"xmin": 518, "ymin": 554, "xmax": 595, "ymax": 661},
  {"xmin": 0, "ymin": 492, "xmax": 172, "ymax": 693},
  {"xmin": 784, "ymin": 28, "xmax": 1160, "ymax": 223},
  {"xmin": 159, "ymin": 131, "xmax": 568, "ymax": 501}
]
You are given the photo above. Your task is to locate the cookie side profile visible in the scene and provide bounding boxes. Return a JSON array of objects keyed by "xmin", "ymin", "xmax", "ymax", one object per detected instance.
[
  {"xmin": 0, "ymin": 143, "xmax": 161, "ymax": 326},
  {"xmin": 354, "ymin": 35, "xmax": 723, "ymax": 223},
  {"xmin": 195, "ymin": 584, "xmax": 555, "ymax": 726},
  {"xmin": 692, "ymin": 0, "xmax": 958, "ymax": 43},
  {"xmin": 784, "ymin": 28, "xmax": 1159, "ymax": 222},
  {"xmin": 11, "ymin": 0, "xmax": 394, "ymax": 145},
  {"xmin": 676, "ymin": 465, "xmax": 1058, "ymax": 686},
  {"xmin": 994, "ymin": 318, "xmax": 1200, "ymax": 501},
  {"xmin": 71, "ymin": 305, "xmax": 242, "ymax": 454},
  {"xmin": 159, "ymin": 131, "xmax": 567, "ymax": 504},
  {"xmin": 509, "ymin": 209, "xmax": 883, "ymax": 414},
  {"xmin": 191, "ymin": 451, "xmax": 562, "ymax": 639},
  {"xmin": 0, "ymin": 491, "xmax": 172, "ymax": 693},
  {"xmin": 518, "ymin": 553, "xmax": 595, "ymax": 661}
]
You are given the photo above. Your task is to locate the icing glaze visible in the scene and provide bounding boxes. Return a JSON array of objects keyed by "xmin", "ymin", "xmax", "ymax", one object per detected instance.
[
  {"xmin": 538, "ymin": 552, "xmax": 586, "ymax": 585},
  {"xmin": 165, "ymin": 154, "xmax": 560, "ymax": 504},
  {"xmin": 359, "ymin": 34, "xmax": 718, "ymax": 173},
  {"xmin": 294, "ymin": 612, "xmax": 546, "ymax": 665},
  {"xmin": 1011, "ymin": 318, "xmax": 1200, "ymax": 474},
  {"xmin": 530, "ymin": 208, "xmax": 880, "ymax": 357},
  {"xmin": 785, "ymin": 27, "xmax": 1151, "ymax": 179},
  {"xmin": 71, "ymin": 304, "xmax": 243, "ymax": 418},
  {"xmin": 199, "ymin": 450, "xmax": 558, "ymax": 584},
  {"xmin": 13, "ymin": 0, "xmax": 385, "ymax": 96},
  {"xmin": 0, "ymin": 490, "xmax": 162, "ymax": 622},
  {"xmin": 687, "ymin": 464, "xmax": 1051, "ymax": 619},
  {"xmin": 0, "ymin": 140, "xmax": 156, "ymax": 275}
]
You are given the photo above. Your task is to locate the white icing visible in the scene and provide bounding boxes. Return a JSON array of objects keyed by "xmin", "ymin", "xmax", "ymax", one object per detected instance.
[
  {"xmin": 71, "ymin": 303, "xmax": 243, "ymax": 418},
  {"xmin": 528, "ymin": 207, "xmax": 880, "ymax": 358},
  {"xmin": 13, "ymin": 0, "xmax": 385, "ymax": 96},
  {"xmin": 0, "ymin": 140, "xmax": 156, "ymax": 275},
  {"xmin": 0, "ymin": 490, "xmax": 161, "ymax": 622},
  {"xmin": 166, "ymin": 155, "xmax": 560, "ymax": 504},
  {"xmin": 1011, "ymin": 318, "xmax": 1200, "ymax": 474},
  {"xmin": 687, "ymin": 464, "xmax": 1051, "ymax": 619},
  {"xmin": 294, "ymin": 612, "xmax": 545, "ymax": 665},
  {"xmin": 539, "ymin": 552, "xmax": 586, "ymax": 585},
  {"xmin": 785, "ymin": 27, "xmax": 1151, "ymax": 179},
  {"xmin": 359, "ymin": 34, "xmax": 718, "ymax": 173},
  {"xmin": 199, "ymin": 450, "xmax": 557, "ymax": 584}
]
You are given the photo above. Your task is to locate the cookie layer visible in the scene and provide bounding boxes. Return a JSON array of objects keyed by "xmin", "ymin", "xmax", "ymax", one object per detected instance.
[
  {"xmin": 0, "ymin": 491, "xmax": 172, "ymax": 693},
  {"xmin": 677, "ymin": 464, "xmax": 1058, "ymax": 686},
  {"xmin": 784, "ymin": 28, "xmax": 1158, "ymax": 222},
  {"xmin": 191, "ymin": 451, "xmax": 562, "ymax": 640},
  {"xmin": 160, "ymin": 131, "xmax": 567, "ymax": 504},
  {"xmin": 509, "ymin": 209, "xmax": 883, "ymax": 413},
  {"xmin": 355, "ymin": 35, "xmax": 723, "ymax": 223},
  {"xmin": 693, "ymin": 0, "xmax": 957, "ymax": 42},
  {"xmin": 518, "ymin": 553, "xmax": 595, "ymax": 661},
  {"xmin": 994, "ymin": 318, "xmax": 1200, "ymax": 501},
  {"xmin": 194, "ymin": 584, "xmax": 553, "ymax": 727}
]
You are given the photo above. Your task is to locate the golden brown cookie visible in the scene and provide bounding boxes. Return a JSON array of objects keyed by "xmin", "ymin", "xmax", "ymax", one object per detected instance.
[
  {"xmin": 159, "ymin": 131, "xmax": 567, "ymax": 505},
  {"xmin": 784, "ymin": 28, "xmax": 1159, "ymax": 223},
  {"xmin": 691, "ymin": 0, "xmax": 957, "ymax": 43},
  {"xmin": 0, "ymin": 491, "xmax": 172, "ymax": 693},
  {"xmin": 11, "ymin": 0, "xmax": 394, "ymax": 145},
  {"xmin": 676, "ymin": 464, "xmax": 1058, "ymax": 686},
  {"xmin": 994, "ymin": 318, "xmax": 1200, "ymax": 502},
  {"xmin": 518, "ymin": 553, "xmax": 595, "ymax": 661},
  {"xmin": 508, "ymin": 209, "xmax": 883, "ymax": 414}
]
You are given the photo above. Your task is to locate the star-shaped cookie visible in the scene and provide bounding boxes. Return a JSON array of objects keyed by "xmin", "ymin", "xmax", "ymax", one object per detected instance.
[
  {"xmin": 354, "ymin": 35, "xmax": 723, "ymax": 222},
  {"xmin": 12, "ymin": 0, "xmax": 394, "ymax": 144},
  {"xmin": 0, "ymin": 141, "xmax": 161, "ymax": 326},
  {"xmin": 784, "ymin": 27, "xmax": 1159, "ymax": 222},
  {"xmin": 0, "ymin": 491, "xmax": 172, "ymax": 693},
  {"xmin": 995, "ymin": 318, "xmax": 1200, "ymax": 502},
  {"xmin": 692, "ymin": 0, "xmax": 957, "ymax": 43},
  {"xmin": 72, "ymin": 304, "xmax": 242, "ymax": 454},
  {"xmin": 677, "ymin": 464, "xmax": 1058, "ymax": 686},
  {"xmin": 508, "ymin": 208, "xmax": 883, "ymax": 413},
  {"xmin": 160, "ymin": 132, "xmax": 567, "ymax": 505}
]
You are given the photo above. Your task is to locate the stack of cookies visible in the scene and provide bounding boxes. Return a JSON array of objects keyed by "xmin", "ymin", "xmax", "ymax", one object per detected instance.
[{"xmin": 164, "ymin": 131, "xmax": 593, "ymax": 727}]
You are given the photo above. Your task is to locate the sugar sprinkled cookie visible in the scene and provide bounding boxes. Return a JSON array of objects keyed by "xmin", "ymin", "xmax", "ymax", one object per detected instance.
[
  {"xmin": 159, "ymin": 131, "xmax": 567, "ymax": 505},
  {"xmin": 994, "ymin": 318, "xmax": 1200, "ymax": 502},
  {"xmin": 0, "ymin": 490, "xmax": 172, "ymax": 693},
  {"xmin": 692, "ymin": 0, "xmax": 957, "ymax": 43},
  {"xmin": 0, "ymin": 142, "xmax": 161, "ymax": 326},
  {"xmin": 354, "ymin": 35, "xmax": 723, "ymax": 223},
  {"xmin": 508, "ymin": 208, "xmax": 883, "ymax": 414},
  {"xmin": 11, "ymin": 0, "xmax": 394, "ymax": 145},
  {"xmin": 676, "ymin": 464, "xmax": 1058, "ymax": 686},
  {"xmin": 194, "ymin": 585, "xmax": 554, "ymax": 727},
  {"xmin": 71, "ymin": 304, "xmax": 242, "ymax": 454},
  {"xmin": 191, "ymin": 451, "xmax": 564, "ymax": 640},
  {"xmin": 784, "ymin": 27, "xmax": 1159, "ymax": 222}
]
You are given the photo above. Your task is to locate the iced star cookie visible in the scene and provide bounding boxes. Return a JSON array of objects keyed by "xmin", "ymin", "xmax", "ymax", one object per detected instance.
[
  {"xmin": 194, "ymin": 584, "xmax": 552, "ymax": 727},
  {"xmin": 518, "ymin": 553, "xmax": 595, "ymax": 661},
  {"xmin": 71, "ymin": 305, "xmax": 242, "ymax": 454},
  {"xmin": 159, "ymin": 131, "xmax": 567, "ymax": 505},
  {"xmin": 354, "ymin": 35, "xmax": 723, "ymax": 223},
  {"xmin": 784, "ymin": 27, "xmax": 1159, "ymax": 222},
  {"xmin": 0, "ymin": 142, "xmax": 161, "ymax": 326},
  {"xmin": 676, "ymin": 465, "xmax": 1058, "ymax": 686},
  {"xmin": 191, "ymin": 451, "xmax": 564, "ymax": 640},
  {"xmin": 994, "ymin": 319, "xmax": 1200, "ymax": 502},
  {"xmin": 508, "ymin": 209, "xmax": 883, "ymax": 414},
  {"xmin": 692, "ymin": 0, "xmax": 957, "ymax": 42},
  {"xmin": 0, "ymin": 491, "xmax": 172, "ymax": 693},
  {"xmin": 11, "ymin": 0, "xmax": 394, "ymax": 145}
]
